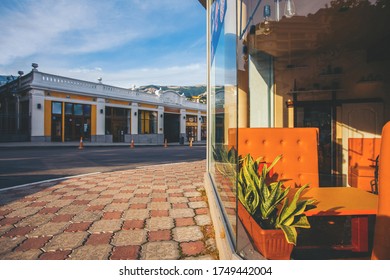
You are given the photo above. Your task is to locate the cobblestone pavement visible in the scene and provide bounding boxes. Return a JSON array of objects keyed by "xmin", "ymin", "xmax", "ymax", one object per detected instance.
[{"xmin": 0, "ymin": 160, "xmax": 219, "ymax": 260}]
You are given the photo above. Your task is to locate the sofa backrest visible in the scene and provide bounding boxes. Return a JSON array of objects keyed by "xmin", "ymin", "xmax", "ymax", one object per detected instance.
[
  {"xmin": 372, "ymin": 122, "xmax": 390, "ymax": 259},
  {"xmin": 232, "ymin": 127, "xmax": 319, "ymax": 188}
]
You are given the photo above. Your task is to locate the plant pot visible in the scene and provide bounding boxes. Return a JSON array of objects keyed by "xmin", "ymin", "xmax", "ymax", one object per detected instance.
[{"xmin": 238, "ymin": 202, "xmax": 294, "ymax": 260}]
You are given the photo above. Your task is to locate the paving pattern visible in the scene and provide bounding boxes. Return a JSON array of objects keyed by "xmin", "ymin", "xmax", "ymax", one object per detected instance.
[{"xmin": 0, "ymin": 160, "xmax": 218, "ymax": 260}]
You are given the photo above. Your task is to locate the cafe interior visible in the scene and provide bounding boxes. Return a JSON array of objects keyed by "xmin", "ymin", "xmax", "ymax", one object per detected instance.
[{"xmin": 204, "ymin": 0, "xmax": 390, "ymax": 259}]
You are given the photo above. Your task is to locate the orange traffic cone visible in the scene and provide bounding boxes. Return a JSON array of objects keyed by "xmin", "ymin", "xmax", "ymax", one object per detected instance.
[
  {"xmin": 79, "ymin": 137, "xmax": 84, "ymax": 150},
  {"xmin": 189, "ymin": 138, "xmax": 193, "ymax": 147},
  {"xmin": 164, "ymin": 138, "xmax": 168, "ymax": 148},
  {"xmin": 130, "ymin": 139, "xmax": 134, "ymax": 148}
]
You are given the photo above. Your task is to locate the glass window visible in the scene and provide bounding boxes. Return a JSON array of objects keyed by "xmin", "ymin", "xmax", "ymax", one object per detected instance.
[
  {"xmin": 83, "ymin": 104, "xmax": 91, "ymax": 116},
  {"xmin": 74, "ymin": 104, "xmax": 83, "ymax": 116},
  {"xmin": 65, "ymin": 103, "xmax": 73, "ymax": 115},
  {"xmin": 52, "ymin": 102, "xmax": 62, "ymax": 115},
  {"xmin": 138, "ymin": 110, "xmax": 157, "ymax": 134}
]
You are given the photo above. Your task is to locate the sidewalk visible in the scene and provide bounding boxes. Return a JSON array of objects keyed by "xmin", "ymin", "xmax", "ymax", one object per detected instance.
[
  {"xmin": 0, "ymin": 141, "xmax": 206, "ymax": 149},
  {"xmin": 0, "ymin": 160, "xmax": 218, "ymax": 260}
]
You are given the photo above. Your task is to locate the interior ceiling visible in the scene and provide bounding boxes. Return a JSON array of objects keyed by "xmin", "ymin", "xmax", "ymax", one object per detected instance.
[{"xmin": 252, "ymin": 3, "xmax": 390, "ymax": 60}]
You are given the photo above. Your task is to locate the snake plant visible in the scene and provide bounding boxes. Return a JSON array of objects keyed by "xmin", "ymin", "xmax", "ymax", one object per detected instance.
[{"xmin": 237, "ymin": 154, "xmax": 316, "ymax": 245}]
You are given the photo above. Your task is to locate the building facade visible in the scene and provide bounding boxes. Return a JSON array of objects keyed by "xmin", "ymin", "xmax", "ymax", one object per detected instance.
[{"xmin": 0, "ymin": 67, "xmax": 206, "ymax": 144}]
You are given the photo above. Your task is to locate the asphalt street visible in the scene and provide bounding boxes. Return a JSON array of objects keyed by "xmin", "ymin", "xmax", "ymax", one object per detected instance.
[{"xmin": 0, "ymin": 145, "xmax": 206, "ymax": 189}]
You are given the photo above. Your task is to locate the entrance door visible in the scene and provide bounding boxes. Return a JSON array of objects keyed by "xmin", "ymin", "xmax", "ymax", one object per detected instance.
[{"xmin": 164, "ymin": 113, "xmax": 180, "ymax": 143}]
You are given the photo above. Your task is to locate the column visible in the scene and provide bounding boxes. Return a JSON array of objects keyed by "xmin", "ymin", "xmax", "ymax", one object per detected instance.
[
  {"xmin": 30, "ymin": 89, "xmax": 45, "ymax": 142},
  {"xmin": 180, "ymin": 109, "xmax": 186, "ymax": 141},
  {"xmin": 131, "ymin": 103, "xmax": 139, "ymax": 136},
  {"xmin": 197, "ymin": 111, "xmax": 202, "ymax": 141},
  {"xmin": 96, "ymin": 98, "xmax": 105, "ymax": 142}
]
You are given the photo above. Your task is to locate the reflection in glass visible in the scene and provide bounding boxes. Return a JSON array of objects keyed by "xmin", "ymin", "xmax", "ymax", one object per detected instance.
[{"xmin": 283, "ymin": 0, "xmax": 296, "ymax": 18}]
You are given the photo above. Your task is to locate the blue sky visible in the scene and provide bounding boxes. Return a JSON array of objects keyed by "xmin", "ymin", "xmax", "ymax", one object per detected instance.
[{"xmin": 0, "ymin": 0, "xmax": 206, "ymax": 87}]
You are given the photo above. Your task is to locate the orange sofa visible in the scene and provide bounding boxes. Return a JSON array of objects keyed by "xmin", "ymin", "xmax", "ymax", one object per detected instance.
[
  {"xmin": 348, "ymin": 138, "xmax": 381, "ymax": 192},
  {"xmin": 231, "ymin": 127, "xmax": 319, "ymax": 188},
  {"xmin": 372, "ymin": 122, "xmax": 390, "ymax": 259}
]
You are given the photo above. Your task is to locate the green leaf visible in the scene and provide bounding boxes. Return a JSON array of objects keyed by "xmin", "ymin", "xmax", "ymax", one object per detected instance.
[{"xmin": 279, "ymin": 224, "xmax": 297, "ymax": 245}]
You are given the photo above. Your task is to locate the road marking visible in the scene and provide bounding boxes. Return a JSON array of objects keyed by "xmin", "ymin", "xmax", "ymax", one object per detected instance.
[{"xmin": 0, "ymin": 172, "xmax": 101, "ymax": 192}]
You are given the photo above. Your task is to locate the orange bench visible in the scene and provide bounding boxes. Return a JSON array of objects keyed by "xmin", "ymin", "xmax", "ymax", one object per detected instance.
[{"xmin": 230, "ymin": 127, "xmax": 319, "ymax": 188}]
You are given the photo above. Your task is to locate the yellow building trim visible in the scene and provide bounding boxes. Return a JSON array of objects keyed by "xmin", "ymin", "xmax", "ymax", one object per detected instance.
[
  {"xmin": 48, "ymin": 91, "xmax": 94, "ymax": 101},
  {"xmin": 44, "ymin": 100, "xmax": 52, "ymax": 137},
  {"xmin": 91, "ymin": 105, "xmax": 97, "ymax": 136},
  {"xmin": 139, "ymin": 103, "xmax": 157, "ymax": 109},
  {"xmin": 164, "ymin": 108, "xmax": 180, "ymax": 113},
  {"xmin": 106, "ymin": 99, "xmax": 130, "ymax": 106},
  {"xmin": 186, "ymin": 109, "xmax": 199, "ymax": 114}
]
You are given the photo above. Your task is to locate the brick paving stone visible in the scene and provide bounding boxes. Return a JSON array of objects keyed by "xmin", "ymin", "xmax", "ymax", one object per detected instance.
[
  {"xmin": 122, "ymin": 220, "xmax": 144, "ymax": 230},
  {"xmin": 0, "ymin": 217, "xmax": 23, "ymax": 226},
  {"xmin": 141, "ymin": 241, "xmax": 179, "ymax": 260},
  {"xmin": 57, "ymin": 205, "xmax": 87, "ymax": 215},
  {"xmin": 123, "ymin": 209, "xmax": 149, "ymax": 220},
  {"xmin": 65, "ymin": 222, "xmax": 92, "ymax": 232},
  {"xmin": 104, "ymin": 203, "xmax": 130, "ymax": 212},
  {"xmin": 129, "ymin": 203, "xmax": 147, "ymax": 209},
  {"xmin": 88, "ymin": 198, "xmax": 113, "ymax": 206},
  {"xmin": 150, "ymin": 210, "xmax": 169, "ymax": 217},
  {"xmin": 183, "ymin": 192, "xmax": 201, "ymax": 198},
  {"xmin": 0, "ymin": 209, "xmax": 12, "ymax": 216},
  {"xmin": 78, "ymin": 194, "xmax": 99, "ymax": 200},
  {"xmin": 73, "ymin": 211, "xmax": 102, "ymax": 222},
  {"xmin": 72, "ymin": 200, "xmax": 90, "ymax": 205},
  {"xmin": 16, "ymin": 214, "xmax": 54, "ymax": 228},
  {"xmin": 3, "ymin": 201, "xmax": 31, "ymax": 210},
  {"xmin": 86, "ymin": 205, "xmax": 105, "ymax": 211},
  {"xmin": 89, "ymin": 219, "xmax": 122, "ymax": 233},
  {"xmin": 0, "ymin": 225, "xmax": 13, "ymax": 236},
  {"xmin": 169, "ymin": 208, "xmax": 195, "ymax": 218},
  {"xmin": 6, "ymin": 207, "xmax": 42, "ymax": 218},
  {"xmin": 3, "ymin": 226, "xmax": 33, "ymax": 237},
  {"xmin": 28, "ymin": 222, "xmax": 69, "ymax": 237},
  {"xmin": 0, "ymin": 236, "xmax": 26, "ymax": 255},
  {"xmin": 172, "ymin": 203, "xmax": 188, "ymax": 209},
  {"xmin": 172, "ymin": 226, "xmax": 203, "ymax": 242},
  {"xmin": 188, "ymin": 196, "xmax": 204, "ymax": 202},
  {"xmin": 14, "ymin": 237, "xmax": 50, "ymax": 253},
  {"xmin": 184, "ymin": 255, "xmax": 215, "ymax": 260},
  {"xmin": 180, "ymin": 241, "xmax": 205, "ymax": 256},
  {"xmin": 188, "ymin": 201, "xmax": 208, "ymax": 209},
  {"xmin": 130, "ymin": 196, "xmax": 150, "ymax": 203},
  {"xmin": 148, "ymin": 230, "xmax": 171, "ymax": 241},
  {"xmin": 110, "ymin": 245, "xmax": 140, "ymax": 260},
  {"xmin": 112, "ymin": 229, "xmax": 146, "ymax": 246},
  {"xmin": 38, "ymin": 207, "xmax": 60, "ymax": 214},
  {"xmin": 102, "ymin": 211, "xmax": 123, "ymax": 220},
  {"xmin": 169, "ymin": 197, "xmax": 189, "ymax": 203},
  {"xmin": 46, "ymin": 199, "xmax": 73, "ymax": 208},
  {"xmin": 44, "ymin": 232, "xmax": 88, "ymax": 251},
  {"xmin": 27, "ymin": 201, "xmax": 48, "ymax": 207},
  {"xmin": 39, "ymin": 250, "xmax": 71, "ymax": 260},
  {"xmin": 85, "ymin": 233, "xmax": 113, "ymax": 245},
  {"xmin": 195, "ymin": 208, "xmax": 209, "ymax": 215},
  {"xmin": 146, "ymin": 217, "xmax": 174, "ymax": 231},
  {"xmin": 175, "ymin": 218, "xmax": 195, "ymax": 227},
  {"xmin": 69, "ymin": 244, "xmax": 112, "ymax": 260},
  {"xmin": 0, "ymin": 249, "xmax": 42, "ymax": 260},
  {"xmin": 195, "ymin": 215, "xmax": 212, "ymax": 226},
  {"xmin": 51, "ymin": 214, "xmax": 74, "ymax": 223},
  {"xmin": 35, "ymin": 194, "xmax": 62, "ymax": 202},
  {"xmin": 112, "ymin": 198, "xmax": 130, "ymax": 203},
  {"xmin": 148, "ymin": 202, "xmax": 171, "ymax": 210},
  {"xmin": 151, "ymin": 193, "xmax": 167, "ymax": 200}
]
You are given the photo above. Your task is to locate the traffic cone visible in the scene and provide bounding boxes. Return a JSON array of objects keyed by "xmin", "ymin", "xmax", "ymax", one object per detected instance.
[
  {"xmin": 164, "ymin": 138, "xmax": 168, "ymax": 148},
  {"xmin": 79, "ymin": 137, "xmax": 84, "ymax": 150},
  {"xmin": 130, "ymin": 139, "xmax": 134, "ymax": 148},
  {"xmin": 189, "ymin": 138, "xmax": 193, "ymax": 147}
]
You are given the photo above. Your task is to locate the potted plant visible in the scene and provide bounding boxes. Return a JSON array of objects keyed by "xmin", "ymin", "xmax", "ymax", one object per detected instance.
[{"xmin": 237, "ymin": 154, "xmax": 316, "ymax": 260}]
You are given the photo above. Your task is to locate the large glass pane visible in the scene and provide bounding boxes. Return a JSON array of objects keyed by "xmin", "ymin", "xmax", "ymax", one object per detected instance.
[
  {"xmin": 52, "ymin": 102, "xmax": 62, "ymax": 115},
  {"xmin": 234, "ymin": 0, "xmax": 390, "ymax": 260},
  {"xmin": 208, "ymin": 0, "xmax": 238, "ymax": 247}
]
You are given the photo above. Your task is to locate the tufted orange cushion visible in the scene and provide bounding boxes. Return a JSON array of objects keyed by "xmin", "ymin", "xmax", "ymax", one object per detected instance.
[
  {"xmin": 372, "ymin": 122, "xmax": 390, "ymax": 259},
  {"xmin": 233, "ymin": 128, "xmax": 319, "ymax": 188}
]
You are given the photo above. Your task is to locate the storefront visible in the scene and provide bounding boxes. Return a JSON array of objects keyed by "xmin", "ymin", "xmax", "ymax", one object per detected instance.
[
  {"xmin": 202, "ymin": 0, "xmax": 390, "ymax": 260},
  {"xmin": 0, "ymin": 70, "xmax": 206, "ymax": 144}
]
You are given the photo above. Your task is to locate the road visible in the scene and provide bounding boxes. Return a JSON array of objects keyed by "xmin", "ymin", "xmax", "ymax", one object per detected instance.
[{"xmin": 0, "ymin": 145, "xmax": 206, "ymax": 189}]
